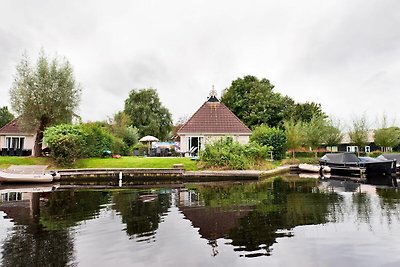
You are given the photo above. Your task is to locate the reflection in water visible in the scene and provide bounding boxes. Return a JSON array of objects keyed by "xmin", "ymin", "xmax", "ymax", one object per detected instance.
[
  {"xmin": 111, "ymin": 190, "xmax": 171, "ymax": 242},
  {"xmin": 1, "ymin": 177, "xmax": 400, "ymax": 266},
  {"xmin": 179, "ymin": 178, "xmax": 344, "ymax": 257}
]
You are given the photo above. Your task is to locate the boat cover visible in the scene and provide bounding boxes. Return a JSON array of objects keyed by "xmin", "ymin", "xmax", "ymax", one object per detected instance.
[
  {"xmin": 320, "ymin": 153, "xmax": 360, "ymax": 163},
  {"xmin": 377, "ymin": 154, "xmax": 400, "ymax": 162}
]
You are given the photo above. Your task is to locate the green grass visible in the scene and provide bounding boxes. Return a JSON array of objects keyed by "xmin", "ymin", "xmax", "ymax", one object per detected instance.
[
  {"xmin": 74, "ymin": 157, "xmax": 198, "ymax": 170},
  {"xmin": 0, "ymin": 156, "xmax": 55, "ymax": 169},
  {"xmin": 0, "ymin": 156, "xmax": 198, "ymax": 170}
]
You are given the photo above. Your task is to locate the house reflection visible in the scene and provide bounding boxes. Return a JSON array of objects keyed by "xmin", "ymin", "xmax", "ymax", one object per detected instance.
[{"xmin": 0, "ymin": 188, "xmax": 75, "ymax": 267}]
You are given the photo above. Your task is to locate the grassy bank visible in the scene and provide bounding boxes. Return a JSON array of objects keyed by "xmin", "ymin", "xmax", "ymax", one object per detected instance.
[
  {"xmin": 0, "ymin": 156, "xmax": 198, "ymax": 171},
  {"xmin": 74, "ymin": 157, "xmax": 198, "ymax": 170}
]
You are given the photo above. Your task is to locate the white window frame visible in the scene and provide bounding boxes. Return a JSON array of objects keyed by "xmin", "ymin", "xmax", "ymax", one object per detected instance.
[{"xmin": 5, "ymin": 136, "xmax": 25, "ymax": 150}]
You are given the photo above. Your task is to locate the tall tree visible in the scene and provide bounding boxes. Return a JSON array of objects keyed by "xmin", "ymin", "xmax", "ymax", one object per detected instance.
[
  {"xmin": 303, "ymin": 115, "xmax": 327, "ymax": 157},
  {"xmin": 10, "ymin": 51, "xmax": 81, "ymax": 156},
  {"xmin": 349, "ymin": 115, "xmax": 369, "ymax": 155},
  {"xmin": 0, "ymin": 106, "xmax": 14, "ymax": 128},
  {"xmin": 124, "ymin": 88, "xmax": 172, "ymax": 140},
  {"xmin": 290, "ymin": 102, "xmax": 327, "ymax": 123},
  {"xmin": 324, "ymin": 120, "xmax": 343, "ymax": 151},
  {"xmin": 221, "ymin": 75, "xmax": 295, "ymax": 128},
  {"xmin": 374, "ymin": 127, "xmax": 400, "ymax": 152},
  {"xmin": 284, "ymin": 119, "xmax": 304, "ymax": 158}
]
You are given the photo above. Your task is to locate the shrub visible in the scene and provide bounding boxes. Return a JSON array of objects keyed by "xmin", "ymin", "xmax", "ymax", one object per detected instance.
[
  {"xmin": 80, "ymin": 122, "xmax": 115, "ymax": 157},
  {"xmin": 44, "ymin": 124, "xmax": 85, "ymax": 166},
  {"xmin": 132, "ymin": 143, "xmax": 148, "ymax": 156},
  {"xmin": 251, "ymin": 125, "xmax": 287, "ymax": 160},
  {"xmin": 200, "ymin": 137, "xmax": 271, "ymax": 170}
]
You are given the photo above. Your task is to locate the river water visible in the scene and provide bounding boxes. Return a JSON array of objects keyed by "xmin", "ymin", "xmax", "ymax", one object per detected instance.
[{"xmin": 1, "ymin": 176, "xmax": 400, "ymax": 267}]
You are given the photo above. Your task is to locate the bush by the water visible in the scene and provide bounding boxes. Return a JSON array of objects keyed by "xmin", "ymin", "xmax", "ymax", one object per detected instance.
[
  {"xmin": 200, "ymin": 137, "xmax": 272, "ymax": 170},
  {"xmin": 80, "ymin": 122, "xmax": 115, "ymax": 157},
  {"xmin": 44, "ymin": 124, "xmax": 85, "ymax": 166},
  {"xmin": 251, "ymin": 125, "xmax": 287, "ymax": 160}
]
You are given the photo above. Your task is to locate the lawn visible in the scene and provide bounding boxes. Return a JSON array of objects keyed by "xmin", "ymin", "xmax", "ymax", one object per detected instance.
[
  {"xmin": 0, "ymin": 156, "xmax": 55, "ymax": 169},
  {"xmin": 74, "ymin": 157, "xmax": 198, "ymax": 170},
  {"xmin": 0, "ymin": 156, "xmax": 198, "ymax": 171}
]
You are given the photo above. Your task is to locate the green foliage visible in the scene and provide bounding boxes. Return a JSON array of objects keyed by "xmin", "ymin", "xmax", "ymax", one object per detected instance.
[
  {"xmin": 374, "ymin": 127, "xmax": 400, "ymax": 151},
  {"xmin": 124, "ymin": 88, "xmax": 172, "ymax": 140},
  {"xmin": 349, "ymin": 115, "xmax": 369, "ymax": 152},
  {"xmin": 0, "ymin": 106, "xmax": 14, "ymax": 128},
  {"xmin": 80, "ymin": 122, "xmax": 115, "ymax": 157},
  {"xmin": 44, "ymin": 124, "xmax": 85, "ymax": 166},
  {"xmin": 200, "ymin": 137, "xmax": 272, "ymax": 170},
  {"xmin": 110, "ymin": 111, "xmax": 139, "ymax": 147},
  {"xmin": 303, "ymin": 115, "xmax": 327, "ymax": 154},
  {"xmin": 283, "ymin": 119, "xmax": 304, "ymax": 157},
  {"xmin": 221, "ymin": 75, "xmax": 295, "ymax": 128},
  {"xmin": 290, "ymin": 102, "xmax": 326, "ymax": 123},
  {"xmin": 324, "ymin": 120, "xmax": 343, "ymax": 147},
  {"xmin": 251, "ymin": 125, "xmax": 287, "ymax": 160},
  {"xmin": 132, "ymin": 143, "xmax": 148, "ymax": 155},
  {"xmin": 10, "ymin": 50, "xmax": 81, "ymax": 156}
]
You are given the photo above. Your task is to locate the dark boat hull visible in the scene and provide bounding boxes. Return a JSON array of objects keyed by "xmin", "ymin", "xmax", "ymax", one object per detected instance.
[{"xmin": 320, "ymin": 160, "xmax": 396, "ymax": 177}]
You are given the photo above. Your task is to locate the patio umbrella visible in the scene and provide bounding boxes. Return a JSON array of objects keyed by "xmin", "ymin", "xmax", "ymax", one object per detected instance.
[
  {"xmin": 139, "ymin": 136, "xmax": 159, "ymax": 142},
  {"xmin": 139, "ymin": 136, "xmax": 159, "ymax": 155}
]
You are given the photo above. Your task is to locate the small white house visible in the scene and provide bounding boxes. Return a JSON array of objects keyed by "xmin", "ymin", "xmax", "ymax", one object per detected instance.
[
  {"xmin": 177, "ymin": 93, "xmax": 251, "ymax": 156},
  {"xmin": 0, "ymin": 118, "xmax": 35, "ymax": 156}
]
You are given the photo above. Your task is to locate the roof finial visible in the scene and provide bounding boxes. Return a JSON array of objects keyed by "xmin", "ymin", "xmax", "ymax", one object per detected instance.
[{"xmin": 209, "ymin": 84, "xmax": 217, "ymax": 98}]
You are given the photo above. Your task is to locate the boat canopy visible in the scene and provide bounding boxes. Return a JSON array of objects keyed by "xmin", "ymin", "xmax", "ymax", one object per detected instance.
[{"xmin": 320, "ymin": 153, "xmax": 360, "ymax": 163}]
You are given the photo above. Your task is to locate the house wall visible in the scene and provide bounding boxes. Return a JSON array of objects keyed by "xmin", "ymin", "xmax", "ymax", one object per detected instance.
[
  {"xmin": 0, "ymin": 134, "xmax": 36, "ymax": 150},
  {"xmin": 179, "ymin": 134, "xmax": 250, "ymax": 154}
]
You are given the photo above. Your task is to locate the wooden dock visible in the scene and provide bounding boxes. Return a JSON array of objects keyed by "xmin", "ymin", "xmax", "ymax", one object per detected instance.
[{"xmin": 57, "ymin": 165, "xmax": 293, "ymax": 182}]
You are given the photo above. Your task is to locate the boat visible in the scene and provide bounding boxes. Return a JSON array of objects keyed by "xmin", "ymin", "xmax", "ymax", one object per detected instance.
[
  {"xmin": 319, "ymin": 152, "xmax": 396, "ymax": 176},
  {"xmin": 0, "ymin": 170, "xmax": 60, "ymax": 183},
  {"xmin": 299, "ymin": 163, "xmax": 331, "ymax": 173},
  {"xmin": 377, "ymin": 154, "xmax": 400, "ymax": 171}
]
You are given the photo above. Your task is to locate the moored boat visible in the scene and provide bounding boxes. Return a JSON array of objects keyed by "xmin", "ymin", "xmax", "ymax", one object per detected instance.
[
  {"xmin": 0, "ymin": 171, "xmax": 59, "ymax": 183},
  {"xmin": 319, "ymin": 152, "xmax": 396, "ymax": 176}
]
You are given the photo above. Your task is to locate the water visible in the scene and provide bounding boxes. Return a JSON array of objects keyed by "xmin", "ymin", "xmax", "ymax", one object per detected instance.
[{"xmin": 1, "ymin": 177, "xmax": 400, "ymax": 267}]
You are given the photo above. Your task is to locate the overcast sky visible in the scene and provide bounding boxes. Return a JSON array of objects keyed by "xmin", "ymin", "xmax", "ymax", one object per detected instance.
[{"xmin": 1, "ymin": 0, "xmax": 399, "ymax": 128}]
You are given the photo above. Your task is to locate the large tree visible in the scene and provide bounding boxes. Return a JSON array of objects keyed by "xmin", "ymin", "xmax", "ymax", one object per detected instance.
[
  {"xmin": 124, "ymin": 88, "xmax": 172, "ymax": 140},
  {"xmin": 303, "ymin": 115, "xmax": 328, "ymax": 157},
  {"xmin": 349, "ymin": 115, "xmax": 369, "ymax": 155},
  {"xmin": 10, "ymin": 51, "xmax": 81, "ymax": 156},
  {"xmin": 374, "ymin": 127, "xmax": 400, "ymax": 152},
  {"xmin": 0, "ymin": 106, "xmax": 14, "ymax": 128},
  {"xmin": 221, "ymin": 75, "xmax": 295, "ymax": 128},
  {"xmin": 290, "ymin": 102, "xmax": 326, "ymax": 123},
  {"xmin": 284, "ymin": 119, "xmax": 304, "ymax": 158}
]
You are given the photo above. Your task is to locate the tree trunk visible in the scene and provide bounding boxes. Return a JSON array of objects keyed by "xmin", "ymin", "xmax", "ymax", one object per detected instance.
[{"xmin": 33, "ymin": 121, "xmax": 46, "ymax": 157}]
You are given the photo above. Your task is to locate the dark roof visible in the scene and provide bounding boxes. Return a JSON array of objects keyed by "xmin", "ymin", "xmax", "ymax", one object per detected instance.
[
  {"xmin": 0, "ymin": 118, "xmax": 33, "ymax": 135},
  {"xmin": 177, "ymin": 97, "xmax": 251, "ymax": 134}
]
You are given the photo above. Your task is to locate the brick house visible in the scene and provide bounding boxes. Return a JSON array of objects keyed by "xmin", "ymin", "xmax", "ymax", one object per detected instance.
[{"xmin": 177, "ymin": 92, "xmax": 251, "ymax": 156}]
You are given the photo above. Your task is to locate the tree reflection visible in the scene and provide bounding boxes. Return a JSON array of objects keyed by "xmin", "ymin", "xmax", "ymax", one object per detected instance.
[
  {"xmin": 112, "ymin": 191, "xmax": 170, "ymax": 241},
  {"xmin": 2, "ymin": 225, "xmax": 74, "ymax": 267},
  {"xmin": 1, "ymin": 190, "xmax": 110, "ymax": 267},
  {"xmin": 376, "ymin": 188, "xmax": 400, "ymax": 224},
  {"xmin": 184, "ymin": 178, "xmax": 343, "ymax": 257},
  {"xmin": 40, "ymin": 190, "xmax": 111, "ymax": 229}
]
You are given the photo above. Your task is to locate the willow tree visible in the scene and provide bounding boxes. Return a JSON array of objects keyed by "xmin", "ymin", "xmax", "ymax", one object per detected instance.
[
  {"xmin": 349, "ymin": 115, "xmax": 369, "ymax": 156},
  {"xmin": 10, "ymin": 51, "xmax": 81, "ymax": 156},
  {"xmin": 284, "ymin": 119, "xmax": 304, "ymax": 158}
]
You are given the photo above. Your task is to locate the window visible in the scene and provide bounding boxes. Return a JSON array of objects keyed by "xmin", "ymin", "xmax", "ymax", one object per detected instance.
[
  {"xmin": 5, "ymin": 137, "xmax": 25, "ymax": 149},
  {"xmin": 365, "ymin": 146, "xmax": 370, "ymax": 153},
  {"xmin": 188, "ymin": 136, "xmax": 203, "ymax": 155}
]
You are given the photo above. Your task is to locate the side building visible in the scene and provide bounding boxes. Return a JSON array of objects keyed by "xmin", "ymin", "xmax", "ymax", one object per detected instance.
[
  {"xmin": 177, "ymin": 92, "xmax": 251, "ymax": 156},
  {"xmin": 0, "ymin": 118, "xmax": 35, "ymax": 156}
]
